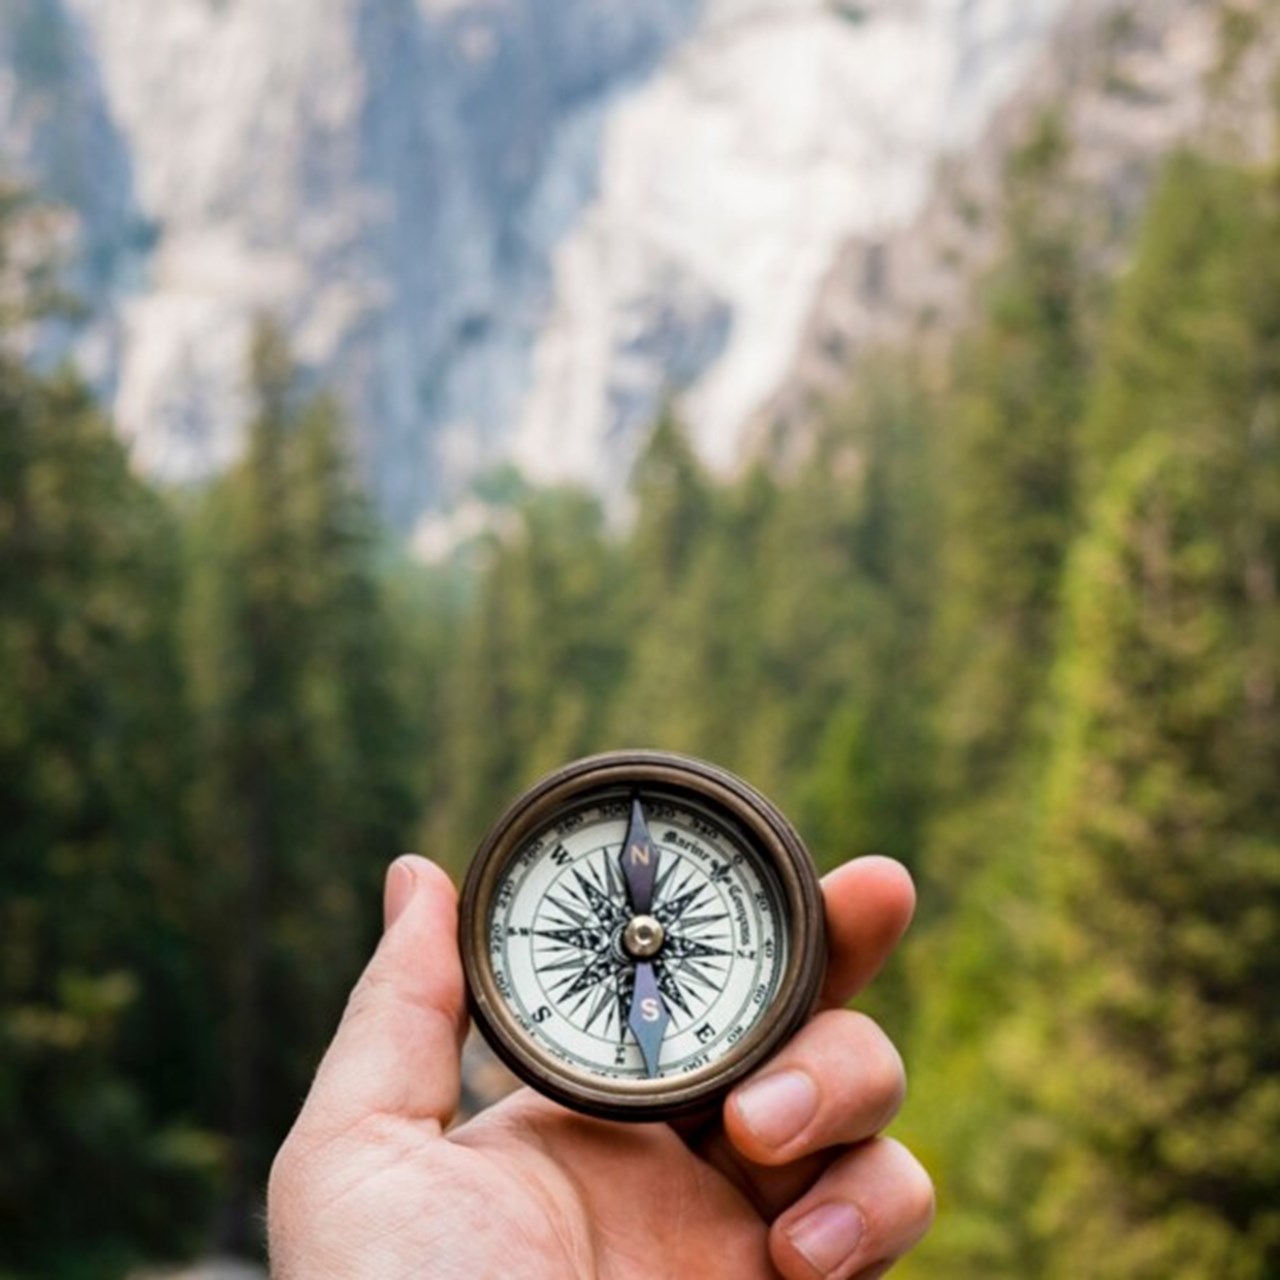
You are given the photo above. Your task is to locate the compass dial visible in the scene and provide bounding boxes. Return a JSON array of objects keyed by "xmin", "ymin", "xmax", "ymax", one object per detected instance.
[
  {"xmin": 493, "ymin": 794, "xmax": 786, "ymax": 1081},
  {"xmin": 460, "ymin": 752, "xmax": 827, "ymax": 1122}
]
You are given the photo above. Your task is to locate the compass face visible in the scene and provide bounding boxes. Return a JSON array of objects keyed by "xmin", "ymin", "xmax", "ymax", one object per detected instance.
[
  {"xmin": 460, "ymin": 752, "xmax": 827, "ymax": 1121},
  {"xmin": 492, "ymin": 794, "xmax": 787, "ymax": 1081}
]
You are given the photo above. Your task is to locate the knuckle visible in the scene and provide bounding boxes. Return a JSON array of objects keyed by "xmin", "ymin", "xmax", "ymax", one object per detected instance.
[
  {"xmin": 884, "ymin": 1138, "xmax": 937, "ymax": 1227},
  {"xmin": 267, "ymin": 1137, "xmax": 307, "ymax": 1242},
  {"xmin": 848, "ymin": 1017, "xmax": 906, "ymax": 1128},
  {"xmin": 268, "ymin": 1134, "xmax": 301, "ymax": 1203},
  {"xmin": 338, "ymin": 969, "xmax": 380, "ymax": 1025}
]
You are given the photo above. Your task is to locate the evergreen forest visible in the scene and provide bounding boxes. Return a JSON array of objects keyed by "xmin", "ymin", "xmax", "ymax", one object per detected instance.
[{"xmin": 2, "ymin": 118, "xmax": 1278, "ymax": 1277}]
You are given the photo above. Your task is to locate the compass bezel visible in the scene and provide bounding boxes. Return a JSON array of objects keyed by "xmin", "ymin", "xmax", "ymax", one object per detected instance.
[{"xmin": 459, "ymin": 750, "xmax": 828, "ymax": 1122}]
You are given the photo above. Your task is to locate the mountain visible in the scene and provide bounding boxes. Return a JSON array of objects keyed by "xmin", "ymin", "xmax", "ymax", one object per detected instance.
[
  {"xmin": 768, "ymin": 0, "xmax": 1280, "ymax": 439},
  {"xmin": 3, "ymin": 0, "xmax": 1067, "ymax": 531}
]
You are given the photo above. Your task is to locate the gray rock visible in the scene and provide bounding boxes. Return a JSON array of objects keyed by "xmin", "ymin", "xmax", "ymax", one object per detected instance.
[
  {"xmin": 0, "ymin": 0, "xmax": 1066, "ymax": 530},
  {"xmin": 768, "ymin": 0, "xmax": 1280, "ymax": 448}
]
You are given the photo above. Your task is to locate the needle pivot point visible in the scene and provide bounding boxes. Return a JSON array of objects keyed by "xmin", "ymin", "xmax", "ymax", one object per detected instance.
[{"xmin": 622, "ymin": 914, "xmax": 665, "ymax": 959}]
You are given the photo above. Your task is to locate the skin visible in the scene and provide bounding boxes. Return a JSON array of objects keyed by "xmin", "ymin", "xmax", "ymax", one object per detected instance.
[{"xmin": 268, "ymin": 854, "xmax": 935, "ymax": 1279}]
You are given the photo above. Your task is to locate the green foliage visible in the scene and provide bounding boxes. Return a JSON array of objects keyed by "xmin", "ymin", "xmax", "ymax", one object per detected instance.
[
  {"xmin": 1024, "ymin": 152, "xmax": 1280, "ymax": 1277},
  {"xmin": 1083, "ymin": 153, "xmax": 1275, "ymax": 473},
  {"xmin": 183, "ymin": 321, "xmax": 418, "ymax": 1248},
  {"xmin": 1, "ymin": 298, "xmax": 425, "ymax": 1273},
  {"xmin": 421, "ymin": 376, "xmax": 939, "ymax": 890},
  {"xmin": 898, "ymin": 114, "xmax": 1102, "ymax": 1276},
  {"xmin": 423, "ymin": 484, "xmax": 628, "ymax": 861},
  {"xmin": 0, "ymin": 360, "xmax": 216, "ymax": 1271},
  {"xmin": 902, "ymin": 141, "xmax": 1280, "ymax": 1280},
  {"xmin": 1031, "ymin": 433, "xmax": 1280, "ymax": 1277},
  {"xmin": 930, "ymin": 110, "xmax": 1094, "ymax": 848},
  {"xmin": 794, "ymin": 362, "xmax": 940, "ymax": 876}
]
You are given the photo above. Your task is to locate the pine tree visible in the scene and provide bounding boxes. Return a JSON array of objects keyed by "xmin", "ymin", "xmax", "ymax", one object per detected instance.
[
  {"xmin": 184, "ymin": 322, "xmax": 417, "ymax": 1250},
  {"xmin": 929, "ymin": 110, "xmax": 1096, "ymax": 876},
  {"xmin": 629, "ymin": 405, "xmax": 715, "ymax": 602},
  {"xmin": 0, "ymin": 360, "xmax": 214, "ymax": 1272},
  {"xmin": 900, "ymin": 112, "xmax": 1101, "ymax": 1277},
  {"xmin": 794, "ymin": 359, "xmax": 940, "ymax": 879},
  {"xmin": 1031, "ymin": 431, "xmax": 1279, "ymax": 1276},
  {"xmin": 1024, "ymin": 150, "xmax": 1280, "ymax": 1279},
  {"xmin": 427, "ymin": 485, "xmax": 627, "ymax": 859},
  {"xmin": 1082, "ymin": 150, "xmax": 1269, "ymax": 475},
  {"xmin": 606, "ymin": 409, "xmax": 723, "ymax": 757}
]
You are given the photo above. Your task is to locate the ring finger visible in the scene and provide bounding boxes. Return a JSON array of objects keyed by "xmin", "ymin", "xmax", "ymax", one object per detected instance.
[{"xmin": 771, "ymin": 1137, "xmax": 935, "ymax": 1279}]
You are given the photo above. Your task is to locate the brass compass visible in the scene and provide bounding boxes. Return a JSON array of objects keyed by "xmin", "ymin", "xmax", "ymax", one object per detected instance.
[{"xmin": 458, "ymin": 751, "xmax": 827, "ymax": 1122}]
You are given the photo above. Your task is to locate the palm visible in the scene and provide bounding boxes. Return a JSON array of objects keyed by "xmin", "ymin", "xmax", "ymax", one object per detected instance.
[{"xmin": 310, "ymin": 1092, "xmax": 775, "ymax": 1279}]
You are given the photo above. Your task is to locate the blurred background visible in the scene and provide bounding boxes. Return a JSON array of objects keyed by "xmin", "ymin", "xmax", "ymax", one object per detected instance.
[{"xmin": 1, "ymin": 0, "xmax": 1277, "ymax": 1275}]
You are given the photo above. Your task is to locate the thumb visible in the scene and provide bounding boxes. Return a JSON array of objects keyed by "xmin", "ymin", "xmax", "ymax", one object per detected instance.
[{"xmin": 297, "ymin": 855, "xmax": 468, "ymax": 1139}]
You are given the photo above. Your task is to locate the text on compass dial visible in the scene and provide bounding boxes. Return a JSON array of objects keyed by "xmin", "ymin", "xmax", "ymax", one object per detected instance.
[{"xmin": 487, "ymin": 797, "xmax": 789, "ymax": 1080}]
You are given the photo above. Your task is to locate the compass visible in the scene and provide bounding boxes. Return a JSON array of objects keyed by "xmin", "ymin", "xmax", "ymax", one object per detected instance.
[{"xmin": 459, "ymin": 751, "xmax": 827, "ymax": 1122}]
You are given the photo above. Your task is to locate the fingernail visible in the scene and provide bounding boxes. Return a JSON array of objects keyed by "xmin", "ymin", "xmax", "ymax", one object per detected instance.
[
  {"xmin": 384, "ymin": 855, "xmax": 418, "ymax": 931},
  {"xmin": 733, "ymin": 1069, "xmax": 819, "ymax": 1149},
  {"xmin": 787, "ymin": 1202, "xmax": 865, "ymax": 1278}
]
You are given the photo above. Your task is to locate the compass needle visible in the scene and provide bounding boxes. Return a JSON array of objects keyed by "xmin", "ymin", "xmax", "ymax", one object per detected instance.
[
  {"xmin": 626, "ymin": 961, "xmax": 670, "ymax": 1078},
  {"xmin": 618, "ymin": 798, "xmax": 659, "ymax": 915}
]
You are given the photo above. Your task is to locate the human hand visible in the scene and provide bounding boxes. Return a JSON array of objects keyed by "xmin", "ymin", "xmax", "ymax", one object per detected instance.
[{"xmin": 268, "ymin": 854, "xmax": 934, "ymax": 1279}]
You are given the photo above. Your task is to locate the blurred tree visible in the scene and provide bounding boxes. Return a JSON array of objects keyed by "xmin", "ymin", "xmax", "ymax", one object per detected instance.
[
  {"xmin": 1032, "ymin": 435, "xmax": 1279, "ymax": 1276},
  {"xmin": 183, "ymin": 322, "xmax": 417, "ymax": 1251},
  {"xmin": 928, "ymin": 109, "xmax": 1096, "ymax": 885},
  {"xmin": 1082, "ymin": 150, "xmax": 1273, "ymax": 475},
  {"xmin": 785, "ymin": 363, "xmax": 940, "ymax": 1043},
  {"xmin": 423, "ymin": 485, "xmax": 626, "ymax": 866},
  {"xmin": 606, "ymin": 408, "xmax": 720, "ymax": 757},
  {"xmin": 794, "ymin": 359, "xmax": 940, "ymax": 879},
  {"xmin": 0, "ymin": 358, "xmax": 216, "ymax": 1273},
  {"xmin": 1026, "ymin": 152, "xmax": 1280, "ymax": 1278},
  {"xmin": 900, "ymin": 111, "xmax": 1102, "ymax": 1276},
  {"xmin": 629, "ymin": 404, "xmax": 714, "ymax": 602},
  {"xmin": 611, "ymin": 388, "xmax": 932, "ymax": 854},
  {"xmin": 611, "ymin": 461, "xmax": 775, "ymax": 770}
]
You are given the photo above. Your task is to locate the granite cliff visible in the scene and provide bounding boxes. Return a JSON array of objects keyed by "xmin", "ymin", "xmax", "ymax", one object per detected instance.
[{"xmin": 0, "ymin": 0, "xmax": 1096, "ymax": 530}]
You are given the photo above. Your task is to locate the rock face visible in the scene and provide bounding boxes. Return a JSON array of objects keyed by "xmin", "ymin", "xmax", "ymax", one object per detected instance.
[
  {"xmin": 1, "ymin": 0, "xmax": 698, "ymax": 527},
  {"xmin": 768, "ymin": 0, "xmax": 1280, "ymax": 441},
  {"xmin": 0, "ymin": 0, "xmax": 1066, "ymax": 528},
  {"xmin": 512, "ymin": 0, "xmax": 1069, "ymax": 499}
]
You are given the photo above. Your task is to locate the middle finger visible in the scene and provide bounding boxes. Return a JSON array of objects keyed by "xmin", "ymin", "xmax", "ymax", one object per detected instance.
[
  {"xmin": 726, "ymin": 1008, "xmax": 906, "ymax": 1167},
  {"xmin": 696, "ymin": 1008, "xmax": 906, "ymax": 1218}
]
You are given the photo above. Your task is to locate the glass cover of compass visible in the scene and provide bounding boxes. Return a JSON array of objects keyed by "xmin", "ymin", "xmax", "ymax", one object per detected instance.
[{"xmin": 458, "ymin": 751, "xmax": 827, "ymax": 1121}]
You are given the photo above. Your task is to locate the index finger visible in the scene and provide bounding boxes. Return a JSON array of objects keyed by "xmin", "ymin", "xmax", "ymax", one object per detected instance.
[{"xmin": 818, "ymin": 856, "xmax": 916, "ymax": 1009}]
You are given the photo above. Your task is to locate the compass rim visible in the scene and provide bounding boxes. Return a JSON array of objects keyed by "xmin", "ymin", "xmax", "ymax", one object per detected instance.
[{"xmin": 459, "ymin": 750, "xmax": 828, "ymax": 1123}]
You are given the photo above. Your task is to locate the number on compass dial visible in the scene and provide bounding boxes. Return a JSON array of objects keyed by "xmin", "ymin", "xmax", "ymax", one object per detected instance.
[{"xmin": 490, "ymin": 795, "xmax": 787, "ymax": 1082}]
